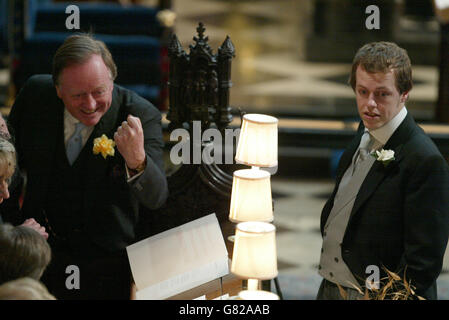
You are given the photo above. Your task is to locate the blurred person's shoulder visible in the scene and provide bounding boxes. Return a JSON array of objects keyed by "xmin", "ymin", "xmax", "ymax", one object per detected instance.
[
  {"xmin": 16, "ymin": 75, "xmax": 56, "ymax": 104},
  {"xmin": 23, "ymin": 74, "xmax": 53, "ymax": 91},
  {"xmin": 16, "ymin": 75, "xmax": 60, "ymax": 114},
  {"xmin": 0, "ymin": 277, "xmax": 56, "ymax": 300},
  {"xmin": 113, "ymin": 84, "xmax": 161, "ymax": 119}
]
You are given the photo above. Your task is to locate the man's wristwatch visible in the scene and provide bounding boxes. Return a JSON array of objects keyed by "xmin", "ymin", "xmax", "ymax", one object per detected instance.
[{"xmin": 128, "ymin": 158, "xmax": 146, "ymax": 175}]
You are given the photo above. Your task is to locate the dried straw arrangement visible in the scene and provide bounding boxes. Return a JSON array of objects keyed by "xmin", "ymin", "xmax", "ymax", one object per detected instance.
[{"xmin": 337, "ymin": 267, "xmax": 425, "ymax": 300}]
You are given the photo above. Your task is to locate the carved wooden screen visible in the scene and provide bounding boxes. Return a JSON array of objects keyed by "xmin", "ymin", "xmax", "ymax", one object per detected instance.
[{"xmin": 137, "ymin": 23, "xmax": 240, "ymax": 255}]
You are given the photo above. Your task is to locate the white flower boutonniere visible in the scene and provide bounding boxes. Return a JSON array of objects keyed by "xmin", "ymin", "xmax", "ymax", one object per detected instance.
[{"xmin": 371, "ymin": 149, "xmax": 395, "ymax": 167}]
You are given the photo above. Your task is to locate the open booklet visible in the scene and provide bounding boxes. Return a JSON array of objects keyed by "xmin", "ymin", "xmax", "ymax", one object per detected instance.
[{"xmin": 126, "ymin": 213, "xmax": 229, "ymax": 300}]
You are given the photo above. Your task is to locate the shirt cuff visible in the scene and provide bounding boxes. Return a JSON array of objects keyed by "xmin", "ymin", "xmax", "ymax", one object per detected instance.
[{"xmin": 125, "ymin": 164, "xmax": 145, "ymax": 183}]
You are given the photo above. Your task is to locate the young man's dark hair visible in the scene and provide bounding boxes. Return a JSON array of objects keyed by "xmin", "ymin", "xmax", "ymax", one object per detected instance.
[{"xmin": 349, "ymin": 41, "xmax": 413, "ymax": 94}]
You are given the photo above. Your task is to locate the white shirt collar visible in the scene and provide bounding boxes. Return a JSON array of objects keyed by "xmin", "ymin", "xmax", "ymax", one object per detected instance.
[
  {"xmin": 64, "ymin": 108, "xmax": 80, "ymax": 127},
  {"xmin": 368, "ymin": 106, "xmax": 407, "ymax": 146},
  {"xmin": 64, "ymin": 108, "xmax": 94, "ymax": 146}
]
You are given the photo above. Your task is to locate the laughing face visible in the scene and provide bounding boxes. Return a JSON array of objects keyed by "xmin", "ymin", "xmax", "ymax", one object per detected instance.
[
  {"xmin": 355, "ymin": 65, "xmax": 408, "ymax": 130},
  {"xmin": 56, "ymin": 54, "xmax": 114, "ymax": 127}
]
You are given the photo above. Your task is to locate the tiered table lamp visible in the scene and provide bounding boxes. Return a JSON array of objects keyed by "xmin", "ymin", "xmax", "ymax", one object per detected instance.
[{"xmin": 228, "ymin": 113, "xmax": 280, "ymax": 300}]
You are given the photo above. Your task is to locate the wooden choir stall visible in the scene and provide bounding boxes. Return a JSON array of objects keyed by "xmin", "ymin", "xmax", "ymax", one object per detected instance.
[{"xmin": 129, "ymin": 23, "xmax": 244, "ymax": 300}]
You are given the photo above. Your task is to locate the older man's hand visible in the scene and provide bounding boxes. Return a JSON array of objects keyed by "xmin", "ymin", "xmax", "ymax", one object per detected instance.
[
  {"xmin": 114, "ymin": 115, "xmax": 146, "ymax": 170},
  {"xmin": 0, "ymin": 113, "xmax": 10, "ymax": 139},
  {"xmin": 21, "ymin": 218, "xmax": 49, "ymax": 239}
]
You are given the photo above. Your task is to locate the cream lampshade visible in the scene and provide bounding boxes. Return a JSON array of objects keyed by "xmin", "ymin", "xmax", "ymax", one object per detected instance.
[
  {"xmin": 229, "ymin": 169, "xmax": 273, "ymax": 223},
  {"xmin": 235, "ymin": 114, "xmax": 278, "ymax": 167},
  {"xmin": 231, "ymin": 221, "xmax": 278, "ymax": 281}
]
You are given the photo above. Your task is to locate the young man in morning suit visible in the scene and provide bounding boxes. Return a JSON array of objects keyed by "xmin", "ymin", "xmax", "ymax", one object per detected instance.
[
  {"xmin": 317, "ymin": 42, "xmax": 449, "ymax": 300},
  {"xmin": 4, "ymin": 34, "xmax": 168, "ymax": 299}
]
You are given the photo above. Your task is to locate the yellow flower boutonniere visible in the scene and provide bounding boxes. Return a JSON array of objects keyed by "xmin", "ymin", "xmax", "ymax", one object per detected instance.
[{"xmin": 93, "ymin": 134, "xmax": 115, "ymax": 159}]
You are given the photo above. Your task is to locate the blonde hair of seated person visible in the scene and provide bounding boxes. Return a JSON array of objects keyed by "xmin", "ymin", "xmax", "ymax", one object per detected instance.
[
  {"xmin": 0, "ymin": 277, "xmax": 56, "ymax": 300},
  {"xmin": 0, "ymin": 136, "xmax": 16, "ymax": 183}
]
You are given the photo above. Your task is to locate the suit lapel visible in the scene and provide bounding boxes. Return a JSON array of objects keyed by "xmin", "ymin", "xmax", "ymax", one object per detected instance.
[
  {"xmin": 84, "ymin": 87, "xmax": 122, "ymax": 207},
  {"xmin": 348, "ymin": 113, "xmax": 415, "ymax": 223},
  {"xmin": 336, "ymin": 133, "xmax": 362, "ymax": 183}
]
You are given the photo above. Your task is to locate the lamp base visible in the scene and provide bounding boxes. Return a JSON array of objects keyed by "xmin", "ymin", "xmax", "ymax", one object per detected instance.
[{"xmin": 238, "ymin": 290, "xmax": 279, "ymax": 300}]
